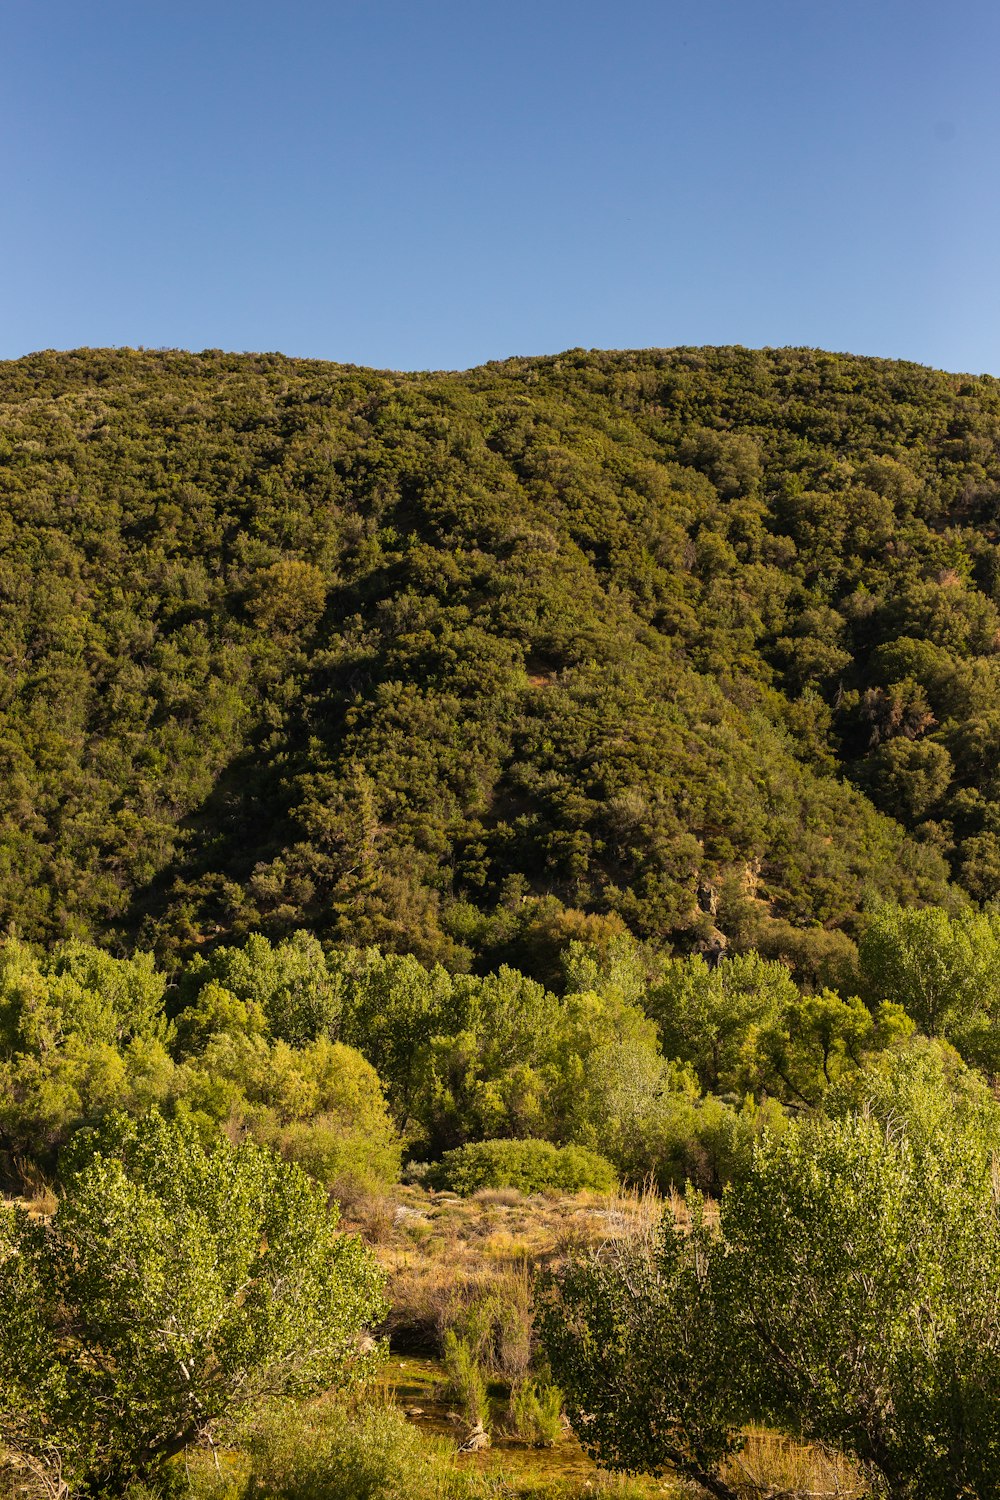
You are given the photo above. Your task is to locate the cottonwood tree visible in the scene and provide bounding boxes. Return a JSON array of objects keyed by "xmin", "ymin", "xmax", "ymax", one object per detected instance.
[
  {"xmin": 0, "ymin": 1111, "xmax": 386, "ymax": 1497},
  {"xmin": 542, "ymin": 1056, "xmax": 1000, "ymax": 1500},
  {"xmin": 537, "ymin": 1201, "xmax": 744, "ymax": 1500}
]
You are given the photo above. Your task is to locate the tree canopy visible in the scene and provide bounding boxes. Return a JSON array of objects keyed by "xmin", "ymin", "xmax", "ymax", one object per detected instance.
[
  {"xmin": 0, "ymin": 1111, "xmax": 386, "ymax": 1496},
  {"xmin": 5, "ymin": 344, "xmax": 1000, "ymax": 965}
]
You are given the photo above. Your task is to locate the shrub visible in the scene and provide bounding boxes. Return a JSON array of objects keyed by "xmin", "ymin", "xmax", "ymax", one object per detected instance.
[
  {"xmin": 431, "ymin": 1138, "xmax": 617, "ymax": 1196},
  {"xmin": 542, "ymin": 1090, "xmax": 1000, "ymax": 1500},
  {"xmin": 442, "ymin": 1330, "xmax": 490, "ymax": 1429},
  {"xmin": 509, "ymin": 1380, "xmax": 564, "ymax": 1447},
  {"xmin": 243, "ymin": 1401, "xmax": 478, "ymax": 1500},
  {"xmin": 0, "ymin": 1112, "xmax": 386, "ymax": 1498}
]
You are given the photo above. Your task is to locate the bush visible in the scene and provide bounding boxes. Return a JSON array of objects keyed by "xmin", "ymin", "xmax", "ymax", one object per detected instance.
[
  {"xmin": 542, "ymin": 1087, "xmax": 1000, "ymax": 1500},
  {"xmin": 244, "ymin": 1402, "xmax": 478, "ymax": 1500},
  {"xmin": 0, "ymin": 1112, "xmax": 386, "ymax": 1498},
  {"xmin": 442, "ymin": 1330, "xmax": 490, "ymax": 1429},
  {"xmin": 509, "ymin": 1380, "xmax": 564, "ymax": 1446},
  {"xmin": 431, "ymin": 1138, "xmax": 617, "ymax": 1196}
]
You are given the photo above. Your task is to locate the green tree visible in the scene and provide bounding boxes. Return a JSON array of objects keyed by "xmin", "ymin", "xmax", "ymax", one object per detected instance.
[
  {"xmin": 648, "ymin": 951, "xmax": 799, "ymax": 1093},
  {"xmin": 183, "ymin": 931, "xmax": 343, "ymax": 1048},
  {"xmin": 719, "ymin": 1106, "xmax": 1000, "ymax": 1499},
  {"xmin": 544, "ymin": 1080, "xmax": 1000, "ymax": 1500},
  {"xmin": 753, "ymin": 989, "xmax": 912, "ymax": 1106},
  {"xmin": 858, "ymin": 901, "xmax": 1000, "ymax": 1047},
  {"xmin": 538, "ymin": 1199, "xmax": 743, "ymax": 1499},
  {"xmin": 0, "ymin": 1112, "xmax": 386, "ymax": 1497}
]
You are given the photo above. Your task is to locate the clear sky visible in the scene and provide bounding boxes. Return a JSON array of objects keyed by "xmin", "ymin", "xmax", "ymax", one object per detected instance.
[{"xmin": 3, "ymin": 0, "xmax": 998, "ymax": 374}]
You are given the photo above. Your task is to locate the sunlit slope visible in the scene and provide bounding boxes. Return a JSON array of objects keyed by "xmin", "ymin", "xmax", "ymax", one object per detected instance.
[{"xmin": 3, "ymin": 343, "xmax": 999, "ymax": 959}]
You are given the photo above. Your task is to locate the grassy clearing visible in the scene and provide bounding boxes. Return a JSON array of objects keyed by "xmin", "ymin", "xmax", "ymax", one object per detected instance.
[
  {"xmin": 342, "ymin": 1180, "xmax": 664, "ymax": 1356},
  {"xmin": 339, "ymin": 1185, "xmax": 873, "ymax": 1500}
]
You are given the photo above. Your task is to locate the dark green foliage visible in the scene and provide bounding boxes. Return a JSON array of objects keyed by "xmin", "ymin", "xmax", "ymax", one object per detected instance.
[
  {"xmin": 430, "ymin": 1137, "xmax": 617, "ymax": 1196},
  {"xmin": 8, "ymin": 344, "xmax": 1000, "ymax": 963}
]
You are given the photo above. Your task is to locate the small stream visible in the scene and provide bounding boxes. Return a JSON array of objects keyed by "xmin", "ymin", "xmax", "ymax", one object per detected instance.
[{"xmin": 381, "ymin": 1355, "xmax": 680, "ymax": 1494}]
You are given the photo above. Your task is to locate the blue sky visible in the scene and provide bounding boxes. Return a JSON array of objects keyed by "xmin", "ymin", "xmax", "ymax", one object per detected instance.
[{"xmin": 2, "ymin": 0, "xmax": 998, "ymax": 373}]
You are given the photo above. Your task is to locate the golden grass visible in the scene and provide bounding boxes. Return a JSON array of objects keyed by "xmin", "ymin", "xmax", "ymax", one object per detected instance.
[
  {"xmin": 342, "ymin": 1181, "xmax": 664, "ymax": 1356},
  {"xmin": 722, "ymin": 1427, "xmax": 872, "ymax": 1498}
]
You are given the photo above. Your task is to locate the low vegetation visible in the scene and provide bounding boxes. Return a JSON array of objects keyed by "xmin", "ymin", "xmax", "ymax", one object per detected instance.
[{"xmin": 4, "ymin": 908, "xmax": 1000, "ymax": 1495}]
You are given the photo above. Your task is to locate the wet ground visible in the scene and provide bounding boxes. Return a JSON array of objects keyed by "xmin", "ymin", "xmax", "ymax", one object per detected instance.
[{"xmin": 380, "ymin": 1355, "xmax": 684, "ymax": 1496}]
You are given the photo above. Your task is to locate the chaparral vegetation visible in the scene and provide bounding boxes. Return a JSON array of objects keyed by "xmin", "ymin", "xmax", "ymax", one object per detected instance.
[{"xmin": 5, "ymin": 344, "xmax": 1000, "ymax": 1497}]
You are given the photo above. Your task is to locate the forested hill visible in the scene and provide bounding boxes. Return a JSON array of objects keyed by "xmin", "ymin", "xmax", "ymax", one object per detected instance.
[{"xmin": 3, "ymin": 343, "xmax": 1000, "ymax": 970}]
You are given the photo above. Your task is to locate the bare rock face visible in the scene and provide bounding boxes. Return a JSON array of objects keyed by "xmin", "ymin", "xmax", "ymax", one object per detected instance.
[
  {"xmin": 459, "ymin": 1423, "xmax": 491, "ymax": 1451},
  {"xmin": 693, "ymin": 927, "xmax": 729, "ymax": 968}
]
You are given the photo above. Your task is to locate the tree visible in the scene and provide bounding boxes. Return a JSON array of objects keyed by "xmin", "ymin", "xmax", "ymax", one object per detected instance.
[
  {"xmin": 542, "ymin": 1064, "xmax": 1000, "ymax": 1499},
  {"xmin": 183, "ymin": 931, "xmax": 344, "ymax": 1048},
  {"xmin": 537, "ymin": 1200, "xmax": 744, "ymax": 1499},
  {"xmin": 858, "ymin": 901, "xmax": 1000, "ymax": 1045},
  {"xmin": 719, "ymin": 1101, "xmax": 1000, "ymax": 1499},
  {"xmin": 0, "ymin": 1112, "xmax": 386, "ymax": 1497},
  {"xmin": 647, "ymin": 951, "xmax": 798, "ymax": 1093},
  {"xmin": 753, "ymin": 989, "xmax": 912, "ymax": 1106}
]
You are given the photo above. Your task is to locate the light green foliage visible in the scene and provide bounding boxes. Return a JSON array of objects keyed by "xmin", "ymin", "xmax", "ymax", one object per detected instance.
[
  {"xmin": 719, "ymin": 1105, "xmax": 1000, "ymax": 1498},
  {"xmin": 184, "ymin": 932, "xmax": 343, "ymax": 1047},
  {"xmin": 824, "ymin": 1034, "xmax": 1000, "ymax": 1151},
  {"xmin": 648, "ymin": 949, "xmax": 913, "ymax": 1114},
  {"xmin": 538, "ymin": 1199, "xmax": 743, "ymax": 1496},
  {"xmin": 339, "ymin": 949, "xmax": 459, "ymax": 1124},
  {"xmin": 558, "ymin": 935, "xmax": 653, "ymax": 1008},
  {"xmin": 0, "ymin": 939, "xmax": 175, "ymax": 1181},
  {"xmin": 432, "ymin": 1138, "xmax": 617, "ymax": 1196},
  {"xmin": 174, "ymin": 1033, "xmax": 402, "ymax": 1191},
  {"xmin": 403, "ymin": 966, "xmax": 561, "ymax": 1150},
  {"xmin": 442, "ymin": 1330, "xmax": 491, "ymax": 1429},
  {"xmin": 544, "ymin": 1061, "xmax": 1000, "ymax": 1499},
  {"xmin": 172, "ymin": 980, "xmax": 268, "ymax": 1056},
  {"xmin": 257, "ymin": 1039, "xmax": 403, "ymax": 1192},
  {"xmin": 0, "ymin": 937, "xmax": 167, "ymax": 1054},
  {"xmin": 648, "ymin": 951, "xmax": 799, "ymax": 1093},
  {"xmin": 0, "ymin": 1112, "xmax": 386, "ymax": 1497},
  {"xmin": 338, "ymin": 946, "xmax": 686, "ymax": 1177},
  {"xmin": 242, "ymin": 1402, "xmax": 480, "ymax": 1500},
  {"xmin": 508, "ymin": 1380, "xmax": 564, "ymax": 1446},
  {"xmin": 858, "ymin": 901, "xmax": 1000, "ymax": 1063},
  {"xmin": 754, "ymin": 989, "xmax": 913, "ymax": 1106},
  {"xmin": 0, "ymin": 935, "xmax": 401, "ymax": 1195}
]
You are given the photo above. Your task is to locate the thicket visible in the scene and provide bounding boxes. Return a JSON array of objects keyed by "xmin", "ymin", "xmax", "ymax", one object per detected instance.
[
  {"xmin": 5, "ymin": 911, "xmax": 1000, "ymax": 1493},
  {"xmin": 5, "ymin": 902, "xmax": 1000, "ymax": 1200},
  {"xmin": 540, "ymin": 1048, "xmax": 1000, "ymax": 1500},
  {"xmin": 0, "ymin": 1113, "xmax": 385, "ymax": 1497},
  {"xmin": 5, "ymin": 345, "xmax": 1000, "ymax": 967},
  {"xmin": 430, "ymin": 1139, "xmax": 617, "ymax": 1196}
]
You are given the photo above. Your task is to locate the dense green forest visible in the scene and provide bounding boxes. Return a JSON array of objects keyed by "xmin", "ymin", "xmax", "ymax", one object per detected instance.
[
  {"xmin": 5, "ymin": 915, "xmax": 1000, "ymax": 1498},
  {"xmin": 5, "ymin": 344, "xmax": 1000, "ymax": 969},
  {"xmin": 9, "ymin": 344, "xmax": 1000, "ymax": 1497}
]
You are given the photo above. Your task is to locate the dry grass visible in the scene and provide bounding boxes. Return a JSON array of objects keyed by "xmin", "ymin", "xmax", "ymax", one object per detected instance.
[
  {"xmin": 722, "ymin": 1427, "xmax": 872, "ymax": 1498},
  {"xmin": 346, "ymin": 1186, "xmax": 875, "ymax": 1499},
  {"xmin": 342, "ymin": 1182, "xmax": 663, "ymax": 1356}
]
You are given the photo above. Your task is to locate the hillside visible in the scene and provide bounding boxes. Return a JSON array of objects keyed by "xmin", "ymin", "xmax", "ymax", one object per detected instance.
[{"xmin": 2, "ymin": 343, "xmax": 1000, "ymax": 969}]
